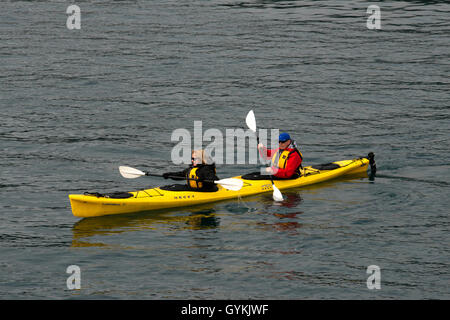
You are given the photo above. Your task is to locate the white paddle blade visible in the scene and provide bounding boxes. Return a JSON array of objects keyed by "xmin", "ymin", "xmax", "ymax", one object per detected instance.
[
  {"xmin": 272, "ymin": 184, "xmax": 284, "ymax": 201},
  {"xmin": 215, "ymin": 178, "xmax": 244, "ymax": 191},
  {"xmin": 245, "ymin": 110, "xmax": 257, "ymax": 133},
  {"xmin": 119, "ymin": 166, "xmax": 146, "ymax": 179}
]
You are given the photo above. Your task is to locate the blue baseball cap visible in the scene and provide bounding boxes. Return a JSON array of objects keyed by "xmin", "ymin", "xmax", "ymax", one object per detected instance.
[{"xmin": 279, "ymin": 132, "xmax": 291, "ymax": 142}]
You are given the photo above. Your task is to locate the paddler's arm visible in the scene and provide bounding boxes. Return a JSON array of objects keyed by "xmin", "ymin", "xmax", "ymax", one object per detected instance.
[
  {"xmin": 197, "ymin": 165, "xmax": 219, "ymax": 182},
  {"xmin": 257, "ymin": 143, "xmax": 276, "ymax": 160},
  {"xmin": 162, "ymin": 168, "xmax": 189, "ymax": 180}
]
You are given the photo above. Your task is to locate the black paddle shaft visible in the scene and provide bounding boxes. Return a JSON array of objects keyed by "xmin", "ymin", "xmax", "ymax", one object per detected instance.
[{"xmin": 144, "ymin": 172, "xmax": 216, "ymax": 184}]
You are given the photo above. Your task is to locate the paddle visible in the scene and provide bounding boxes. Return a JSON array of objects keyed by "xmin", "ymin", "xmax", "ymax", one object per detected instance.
[
  {"xmin": 118, "ymin": 166, "xmax": 244, "ymax": 191},
  {"xmin": 245, "ymin": 110, "xmax": 284, "ymax": 201},
  {"xmin": 245, "ymin": 110, "xmax": 259, "ymax": 144}
]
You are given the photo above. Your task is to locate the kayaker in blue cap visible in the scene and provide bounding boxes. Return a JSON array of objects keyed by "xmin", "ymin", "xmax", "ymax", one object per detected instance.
[
  {"xmin": 162, "ymin": 149, "xmax": 220, "ymax": 192},
  {"xmin": 257, "ymin": 132, "xmax": 303, "ymax": 179}
]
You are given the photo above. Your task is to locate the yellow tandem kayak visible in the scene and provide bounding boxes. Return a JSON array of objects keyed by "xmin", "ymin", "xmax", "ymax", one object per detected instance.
[{"xmin": 69, "ymin": 154, "xmax": 375, "ymax": 218}]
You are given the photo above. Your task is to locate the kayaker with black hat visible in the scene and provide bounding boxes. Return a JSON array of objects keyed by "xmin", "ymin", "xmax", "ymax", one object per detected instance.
[
  {"xmin": 257, "ymin": 132, "xmax": 303, "ymax": 179},
  {"xmin": 162, "ymin": 149, "xmax": 220, "ymax": 192}
]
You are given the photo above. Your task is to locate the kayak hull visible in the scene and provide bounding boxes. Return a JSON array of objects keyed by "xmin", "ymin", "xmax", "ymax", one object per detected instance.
[{"xmin": 69, "ymin": 157, "xmax": 370, "ymax": 218}]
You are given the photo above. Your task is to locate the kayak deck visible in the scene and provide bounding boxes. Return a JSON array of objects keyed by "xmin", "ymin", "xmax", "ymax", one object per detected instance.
[{"xmin": 69, "ymin": 156, "xmax": 371, "ymax": 218}]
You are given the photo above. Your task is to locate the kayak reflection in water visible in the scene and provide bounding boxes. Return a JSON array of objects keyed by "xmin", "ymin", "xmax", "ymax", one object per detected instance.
[
  {"xmin": 162, "ymin": 149, "xmax": 220, "ymax": 192},
  {"xmin": 257, "ymin": 132, "xmax": 303, "ymax": 179}
]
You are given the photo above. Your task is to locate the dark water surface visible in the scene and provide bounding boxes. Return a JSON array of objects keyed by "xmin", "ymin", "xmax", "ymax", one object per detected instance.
[{"xmin": 1, "ymin": 0, "xmax": 449, "ymax": 299}]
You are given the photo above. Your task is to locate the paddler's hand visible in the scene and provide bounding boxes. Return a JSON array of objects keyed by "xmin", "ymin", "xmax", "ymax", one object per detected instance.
[
  {"xmin": 257, "ymin": 143, "xmax": 264, "ymax": 150},
  {"xmin": 264, "ymin": 167, "xmax": 274, "ymax": 174}
]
